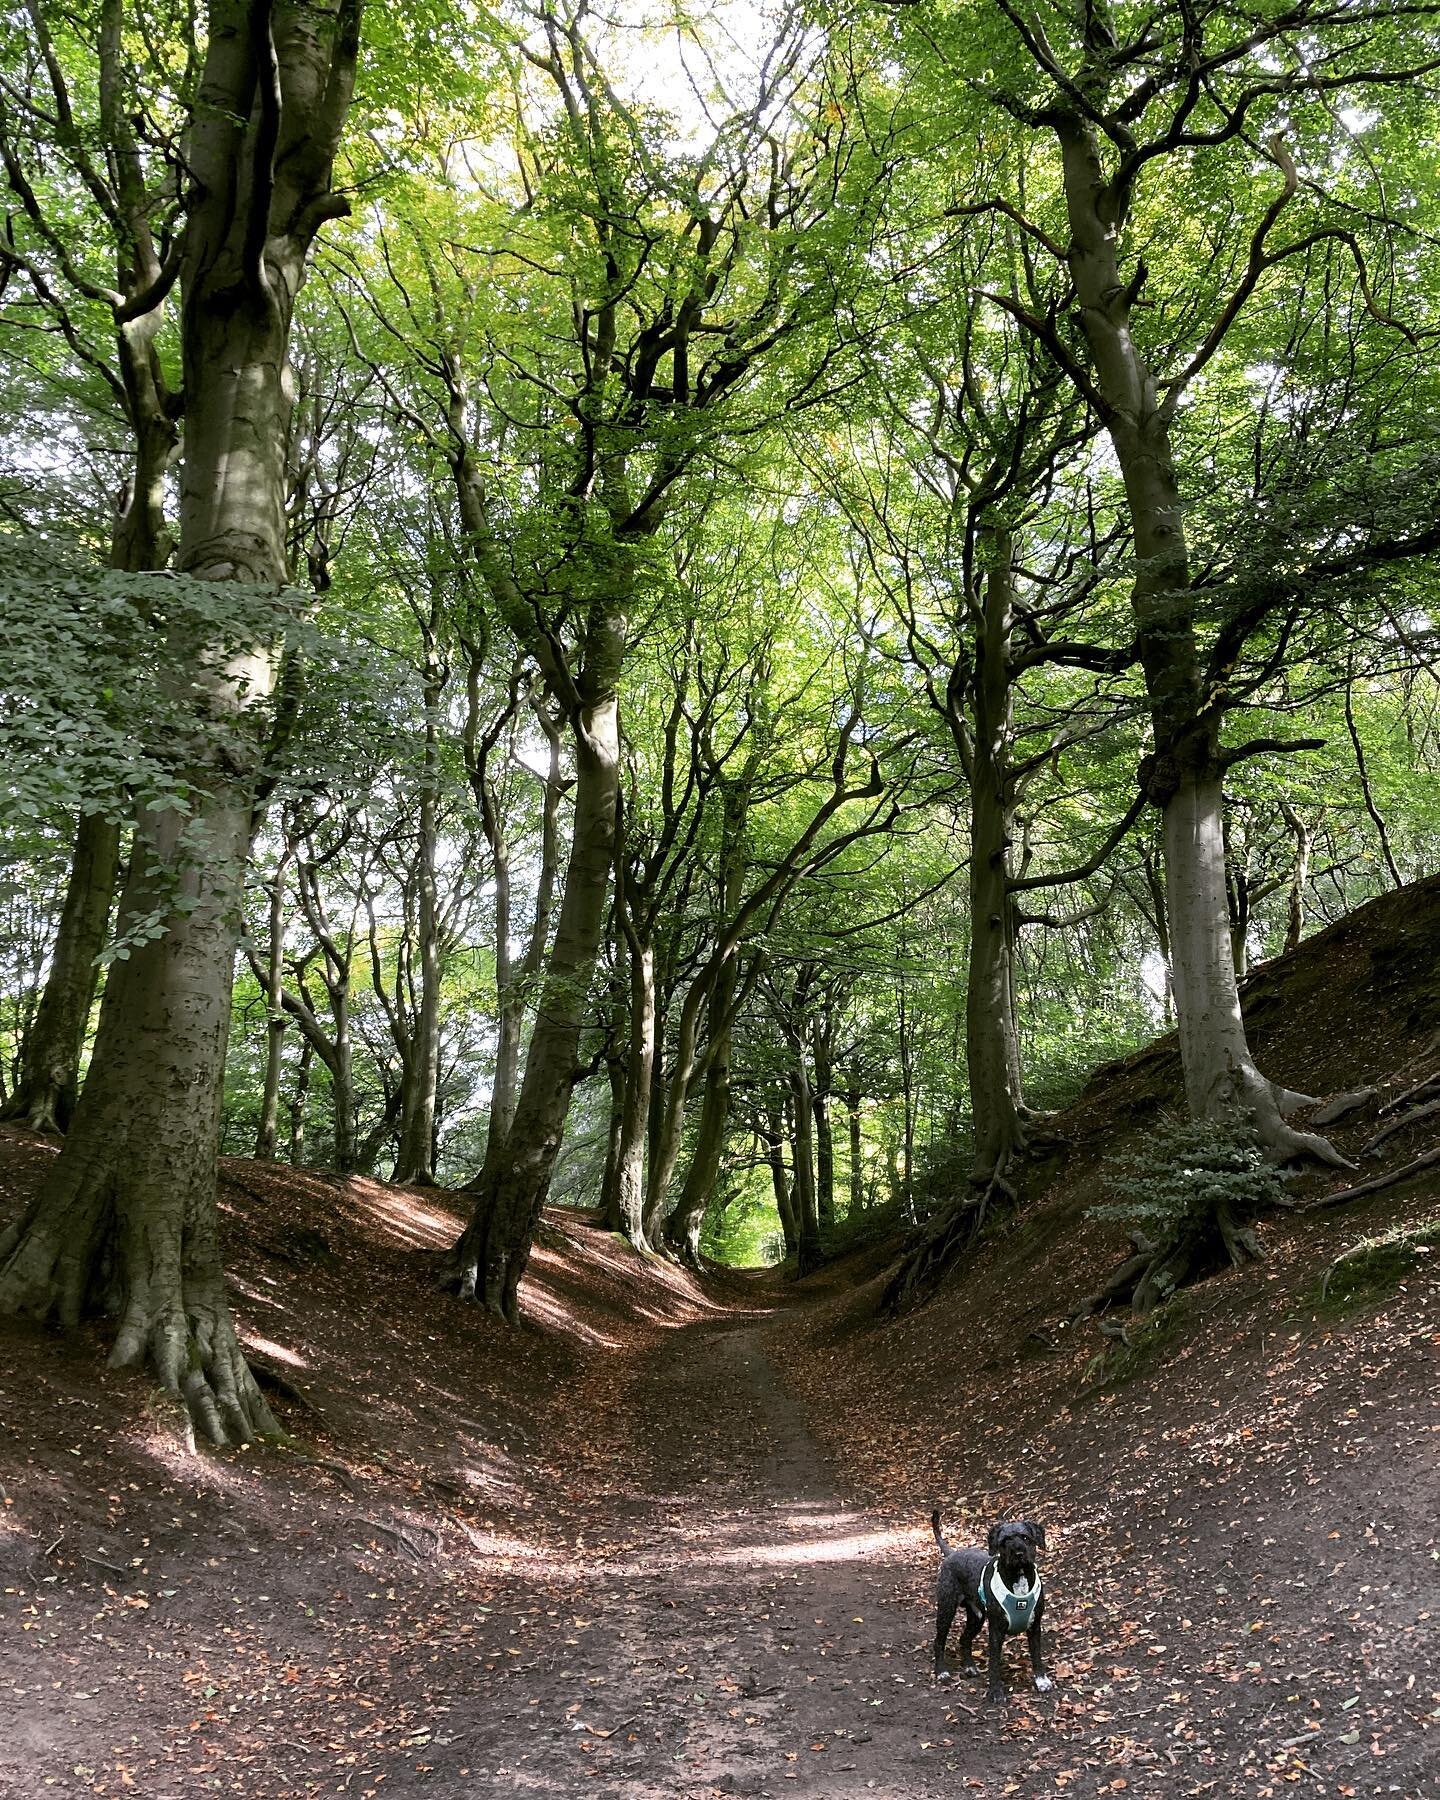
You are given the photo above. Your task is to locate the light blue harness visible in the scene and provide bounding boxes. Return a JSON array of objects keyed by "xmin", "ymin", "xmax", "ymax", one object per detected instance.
[{"xmin": 982, "ymin": 1558, "xmax": 1042, "ymax": 1631}]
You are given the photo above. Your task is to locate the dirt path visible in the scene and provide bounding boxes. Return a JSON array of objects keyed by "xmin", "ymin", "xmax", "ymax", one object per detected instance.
[
  {"xmin": 5, "ymin": 1225, "xmax": 1431, "ymax": 1800},
  {"xmin": 444, "ymin": 1311, "xmax": 1020, "ymax": 1800}
]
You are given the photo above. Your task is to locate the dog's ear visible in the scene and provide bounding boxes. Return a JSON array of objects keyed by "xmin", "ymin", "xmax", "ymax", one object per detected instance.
[
  {"xmin": 1024, "ymin": 1521, "xmax": 1046, "ymax": 1552},
  {"xmin": 987, "ymin": 1524, "xmax": 1003, "ymax": 1554}
]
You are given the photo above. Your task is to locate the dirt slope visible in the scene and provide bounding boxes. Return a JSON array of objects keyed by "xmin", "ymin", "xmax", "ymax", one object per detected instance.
[
  {"xmin": 768, "ymin": 877, "xmax": 1440, "ymax": 1796},
  {"xmin": 0, "ymin": 878, "xmax": 1438, "ymax": 1800}
]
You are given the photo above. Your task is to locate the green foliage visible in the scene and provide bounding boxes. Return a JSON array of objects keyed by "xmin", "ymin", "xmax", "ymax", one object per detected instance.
[
  {"xmin": 700, "ymin": 1167, "xmax": 786, "ymax": 1269},
  {"xmin": 1096, "ymin": 1116, "xmax": 1289, "ymax": 1238}
]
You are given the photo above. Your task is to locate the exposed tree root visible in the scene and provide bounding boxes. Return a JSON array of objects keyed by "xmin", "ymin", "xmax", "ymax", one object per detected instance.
[
  {"xmin": 1310, "ymin": 1088, "xmax": 1378, "ymax": 1126},
  {"xmin": 1075, "ymin": 1203, "xmax": 1263, "ymax": 1320},
  {"xmin": 1291, "ymin": 1146, "xmax": 1440, "ymax": 1211},
  {"xmin": 1362, "ymin": 1095, "xmax": 1440, "ymax": 1157},
  {"xmin": 1377, "ymin": 1067, "xmax": 1440, "ymax": 1119},
  {"xmin": 795, "ymin": 1234, "xmax": 826, "ymax": 1280},
  {"xmin": 0, "ymin": 1083, "xmax": 70, "ymax": 1137},
  {"xmin": 1246, "ymin": 1072, "xmax": 1354, "ymax": 1169},
  {"xmin": 109, "ymin": 1294, "xmax": 281, "ymax": 1449},
  {"xmin": 879, "ymin": 1168, "xmax": 1015, "ymax": 1318}
]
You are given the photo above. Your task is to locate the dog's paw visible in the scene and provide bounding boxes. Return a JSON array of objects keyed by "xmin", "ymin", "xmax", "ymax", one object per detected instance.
[
  {"xmin": 934, "ymin": 1668, "xmax": 952, "ymax": 1684},
  {"xmin": 1033, "ymin": 1675, "xmax": 1054, "ymax": 1693},
  {"xmin": 987, "ymin": 1689, "xmax": 1008, "ymax": 1706}
]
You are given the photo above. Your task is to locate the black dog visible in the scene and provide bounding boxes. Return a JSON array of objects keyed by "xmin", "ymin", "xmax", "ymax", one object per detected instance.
[{"xmin": 931, "ymin": 1510, "xmax": 1051, "ymax": 1702}]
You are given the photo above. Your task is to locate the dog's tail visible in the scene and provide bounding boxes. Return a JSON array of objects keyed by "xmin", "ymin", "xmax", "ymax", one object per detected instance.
[{"xmin": 931, "ymin": 1508, "xmax": 951, "ymax": 1556}]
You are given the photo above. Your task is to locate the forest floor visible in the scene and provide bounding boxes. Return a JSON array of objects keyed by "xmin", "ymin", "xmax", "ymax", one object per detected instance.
[{"xmin": 2, "ymin": 884, "xmax": 1439, "ymax": 1800}]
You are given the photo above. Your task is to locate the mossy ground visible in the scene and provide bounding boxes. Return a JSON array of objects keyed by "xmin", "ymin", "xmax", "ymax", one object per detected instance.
[{"xmin": 1309, "ymin": 1215, "xmax": 1440, "ymax": 1316}]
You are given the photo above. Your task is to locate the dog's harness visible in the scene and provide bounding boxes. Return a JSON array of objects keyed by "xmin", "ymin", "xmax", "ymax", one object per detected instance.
[{"xmin": 983, "ymin": 1559, "xmax": 1042, "ymax": 1631}]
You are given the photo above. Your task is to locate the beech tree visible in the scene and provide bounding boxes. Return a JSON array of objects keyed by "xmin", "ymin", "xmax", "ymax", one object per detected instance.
[
  {"xmin": 0, "ymin": 0, "xmax": 362, "ymax": 1442},
  {"xmin": 887, "ymin": 0, "xmax": 1440, "ymax": 1160},
  {"xmin": 0, "ymin": 0, "xmax": 189, "ymax": 1130}
]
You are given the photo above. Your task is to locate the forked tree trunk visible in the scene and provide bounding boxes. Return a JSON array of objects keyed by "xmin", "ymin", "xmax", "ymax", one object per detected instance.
[
  {"xmin": 2, "ymin": 815, "xmax": 121, "ymax": 1134},
  {"xmin": 641, "ymin": 978, "xmax": 705, "ymax": 1246},
  {"xmin": 665, "ymin": 952, "xmax": 739, "ymax": 1265},
  {"xmin": 0, "ymin": 0, "xmax": 360, "ymax": 1443},
  {"xmin": 1053, "ymin": 109, "xmax": 1341, "ymax": 1164},
  {"xmin": 448, "ymin": 696, "xmax": 620, "ymax": 1318}
]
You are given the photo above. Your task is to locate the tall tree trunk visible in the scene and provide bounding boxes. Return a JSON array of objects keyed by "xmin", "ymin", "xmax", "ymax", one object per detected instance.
[
  {"xmin": 665, "ymin": 954, "xmax": 739, "ymax": 1265},
  {"xmin": 254, "ymin": 851, "xmax": 292, "ymax": 1160},
  {"xmin": 1, "ymin": 817, "xmax": 121, "ymax": 1134},
  {"xmin": 394, "ymin": 665, "xmax": 443, "ymax": 1186},
  {"xmin": 599, "ymin": 1043, "xmax": 626, "ymax": 1231},
  {"xmin": 846, "ymin": 1076, "xmax": 863, "ymax": 1215},
  {"xmin": 1055, "ymin": 112, "xmax": 1339, "ymax": 1162},
  {"xmin": 288, "ymin": 1038, "xmax": 313, "ymax": 1166},
  {"xmin": 1142, "ymin": 843, "xmax": 1174, "ymax": 1021},
  {"xmin": 448, "ymin": 695, "xmax": 620, "ymax": 1318},
  {"xmin": 763, "ymin": 1103, "xmax": 798, "ymax": 1257},
  {"xmin": 641, "ymin": 977, "xmax": 706, "ymax": 1246},
  {"xmin": 659, "ymin": 794, "xmax": 749, "ymax": 1261},
  {"xmin": 473, "ymin": 688, "xmax": 563, "ymax": 1170},
  {"xmin": 614, "ymin": 933, "xmax": 656, "ymax": 1246},
  {"xmin": 789, "ymin": 1051, "xmax": 823, "ymax": 1276},
  {"xmin": 1280, "ymin": 801, "xmax": 1312, "ymax": 954},
  {"xmin": 0, "ymin": 0, "xmax": 361, "ymax": 1442},
  {"xmin": 811, "ymin": 1022, "xmax": 835, "ymax": 1228},
  {"xmin": 965, "ymin": 533, "xmax": 1026, "ymax": 1191}
]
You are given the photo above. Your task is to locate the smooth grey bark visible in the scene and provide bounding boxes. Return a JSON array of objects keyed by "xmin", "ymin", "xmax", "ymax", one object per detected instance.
[
  {"xmin": 1047, "ymin": 106, "xmax": 1340, "ymax": 1161},
  {"xmin": 0, "ymin": 0, "xmax": 361, "ymax": 1443},
  {"xmin": 461, "ymin": 660, "xmax": 565, "ymax": 1188},
  {"xmin": 1279, "ymin": 801, "xmax": 1313, "ymax": 954},
  {"xmin": 665, "ymin": 803, "xmax": 748, "ymax": 1262},
  {"xmin": 762, "ymin": 1103, "xmax": 799, "ymax": 1258},
  {"xmin": 664, "ymin": 997, "xmax": 731, "ymax": 1266},
  {"xmin": 613, "ymin": 930, "xmax": 656, "ymax": 1246}
]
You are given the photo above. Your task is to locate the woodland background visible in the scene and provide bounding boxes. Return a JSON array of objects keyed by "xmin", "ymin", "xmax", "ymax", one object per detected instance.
[{"xmin": 1, "ymin": 0, "xmax": 1439, "ymax": 1435}]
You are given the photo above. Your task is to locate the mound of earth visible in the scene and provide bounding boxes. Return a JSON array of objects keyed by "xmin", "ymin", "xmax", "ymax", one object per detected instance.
[{"xmin": 768, "ymin": 876, "xmax": 1440, "ymax": 1796}]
